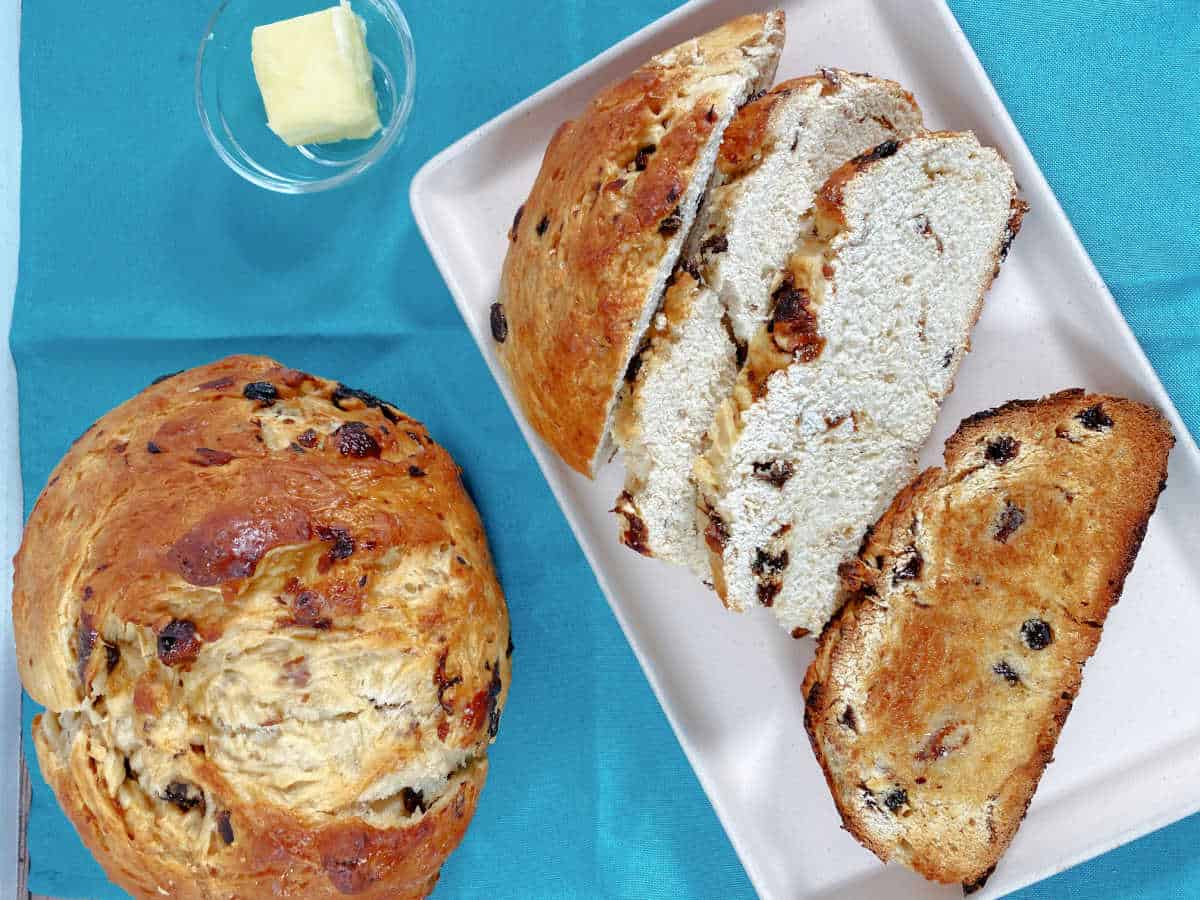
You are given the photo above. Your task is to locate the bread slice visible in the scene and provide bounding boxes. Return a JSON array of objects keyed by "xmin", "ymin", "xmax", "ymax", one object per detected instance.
[
  {"xmin": 493, "ymin": 12, "xmax": 784, "ymax": 476},
  {"xmin": 612, "ymin": 72, "xmax": 924, "ymax": 575},
  {"xmin": 695, "ymin": 132, "xmax": 1027, "ymax": 635},
  {"xmin": 803, "ymin": 390, "xmax": 1174, "ymax": 891}
]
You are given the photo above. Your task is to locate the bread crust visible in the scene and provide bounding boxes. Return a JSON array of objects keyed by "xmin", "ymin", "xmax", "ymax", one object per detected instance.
[
  {"xmin": 15, "ymin": 355, "xmax": 511, "ymax": 898},
  {"xmin": 494, "ymin": 12, "xmax": 783, "ymax": 476},
  {"xmin": 34, "ymin": 720, "xmax": 487, "ymax": 899},
  {"xmin": 803, "ymin": 390, "xmax": 1173, "ymax": 889},
  {"xmin": 713, "ymin": 75, "xmax": 811, "ymax": 180}
]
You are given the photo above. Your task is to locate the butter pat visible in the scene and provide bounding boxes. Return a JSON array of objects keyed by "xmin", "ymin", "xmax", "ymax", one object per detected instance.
[{"xmin": 251, "ymin": 1, "xmax": 381, "ymax": 147}]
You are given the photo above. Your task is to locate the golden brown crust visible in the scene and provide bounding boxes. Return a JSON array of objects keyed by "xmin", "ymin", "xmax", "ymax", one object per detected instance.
[
  {"xmin": 804, "ymin": 391, "xmax": 1173, "ymax": 888},
  {"xmin": 34, "ymin": 719, "xmax": 487, "ymax": 899},
  {"xmin": 814, "ymin": 136, "xmax": 904, "ymax": 224},
  {"xmin": 816, "ymin": 130, "xmax": 981, "ymax": 228},
  {"xmin": 494, "ymin": 13, "xmax": 783, "ymax": 475},
  {"xmin": 16, "ymin": 355, "xmax": 511, "ymax": 898},
  {"xmin": 713, "ymin": 77, "xmax": 811, "ymax": 180}
]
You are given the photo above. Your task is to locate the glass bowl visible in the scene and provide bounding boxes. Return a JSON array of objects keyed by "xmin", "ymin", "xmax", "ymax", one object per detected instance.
[{"xmin": 196, "ymin": 0, "xmax": 415, "ymax": 193}]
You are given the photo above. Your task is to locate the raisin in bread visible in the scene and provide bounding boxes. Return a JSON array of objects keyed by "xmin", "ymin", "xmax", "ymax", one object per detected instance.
[
  {"xmin": 695, "ymin": 132, "xmax": 1027, "ymax": 635},
  {"xmin": 803, "ymin": 390, "xmax": 1173, "ymax": 892},
  {"xmin": 492, "ymin": 12, "xmax": 784, "ymax": 476},
  {"xmin": 612, "ymin": 72, "xmax": 923, "ymax": 575}
]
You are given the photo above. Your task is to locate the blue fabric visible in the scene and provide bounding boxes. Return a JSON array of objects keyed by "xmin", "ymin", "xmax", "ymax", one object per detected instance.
[{"xmin": 12, "ymin": 1, "xmax": 1198, "ymax": 898}]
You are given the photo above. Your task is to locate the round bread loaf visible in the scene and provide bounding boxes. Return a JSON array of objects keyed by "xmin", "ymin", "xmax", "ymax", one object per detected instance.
[{"xmin": 14, "ymin": 355, "xmax": 511, "ymax": 899}]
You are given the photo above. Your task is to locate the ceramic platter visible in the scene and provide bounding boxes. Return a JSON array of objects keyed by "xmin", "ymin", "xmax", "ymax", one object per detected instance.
[{"xmin": 411, "ymin": 1, "xmax": 1200, "ymax": 895}]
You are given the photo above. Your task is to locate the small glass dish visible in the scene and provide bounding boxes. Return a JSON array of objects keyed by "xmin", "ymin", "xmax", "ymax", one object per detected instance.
[{"xmin": 196, "ymin": 0, "xmax": 415, "ymax": 193}]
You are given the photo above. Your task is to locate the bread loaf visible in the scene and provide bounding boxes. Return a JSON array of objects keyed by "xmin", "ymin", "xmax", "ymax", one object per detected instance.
[
  {"xmin": 493, "ymin": 12, "xmax": 785, "ymax": 476},
  {"xmin": 613, "ymin": 71, "xmax": 923, "ymax": 575},
  {"xmin": 696, "ymin": 132, "xmax": 1027, "ymax": 635},
  {"xmin": 15, "ymin": 355, "xmax": 511, "ymax": 899},
  {"xmin": 803, "ymin": 390, "xmax": 1173, "ymax": 891}
]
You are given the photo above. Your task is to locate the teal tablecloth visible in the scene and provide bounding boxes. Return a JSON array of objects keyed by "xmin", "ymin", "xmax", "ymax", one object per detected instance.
[{"xmin": 14, "ymin": 2, "xmax": 1199, "ymax": 897}]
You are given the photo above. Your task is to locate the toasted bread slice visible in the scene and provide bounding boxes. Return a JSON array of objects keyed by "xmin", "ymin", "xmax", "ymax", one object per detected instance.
[
  {"xmin": 493, "ymin": 12, "xmax": 784, "ymax": 476},
  {"xmin": 696, "ymin": 132, "xmax": 1027, "ymax": 634},
  {"xmin": 612, "ymin": 72, "xmax": 923, "ymax": 575},
  {"xmin": 803, "ymin": 390, "xmax": 1174, "ymax": 891}
]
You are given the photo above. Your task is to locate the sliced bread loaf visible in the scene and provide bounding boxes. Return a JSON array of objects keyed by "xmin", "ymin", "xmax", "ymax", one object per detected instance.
[
  {"xmin": 696, "ymin": 132, "xmax": 1027, "ymax": 635},
  {"xmin": 493, "ymin": 12, "xmax": 784, "ymax": 476},
  {"xmin": 802, "ymin": 390, "xmax": 1174, "ymax": 891},
  {"xmin": 612, "ymin": 72, "xmax": 923, "ymax": 575}
]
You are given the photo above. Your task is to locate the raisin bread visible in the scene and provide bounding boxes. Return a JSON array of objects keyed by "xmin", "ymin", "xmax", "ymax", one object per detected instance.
[
  {"xmin": 15, "ymin": 356, "xmax": 511, "ymax": 899},
  {"xmin": 696, "ymin": 132, "xmax": 1027, "ymax": 635},
  {"xmin": 493, "ymin": 12, "xmax": 784, "ymax": 476},
  {"xmin": 613, "ymin": 72, "xmax": 923, "ymax": 575},
  {"xmin": 803, "ymin": 390, "xmax": 1173, "ymax": 891}
]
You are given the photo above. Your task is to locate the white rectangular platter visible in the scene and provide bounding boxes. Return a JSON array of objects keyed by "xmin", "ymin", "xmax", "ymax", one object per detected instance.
[{"xmin": 411, "ymin": 1, "xmax": 1200, "ymax": 896}]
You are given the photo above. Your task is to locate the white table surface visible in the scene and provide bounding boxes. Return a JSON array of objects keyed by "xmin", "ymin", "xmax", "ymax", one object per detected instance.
[{"xmin": 2, "ymin": 0, "xmax": 24, "ymax": 894}]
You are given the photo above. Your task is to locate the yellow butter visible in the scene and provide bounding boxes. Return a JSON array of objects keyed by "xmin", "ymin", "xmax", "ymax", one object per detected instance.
[{"xmin": 251, "ymin": 1, "xmax": 381, "ymax": 147}]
